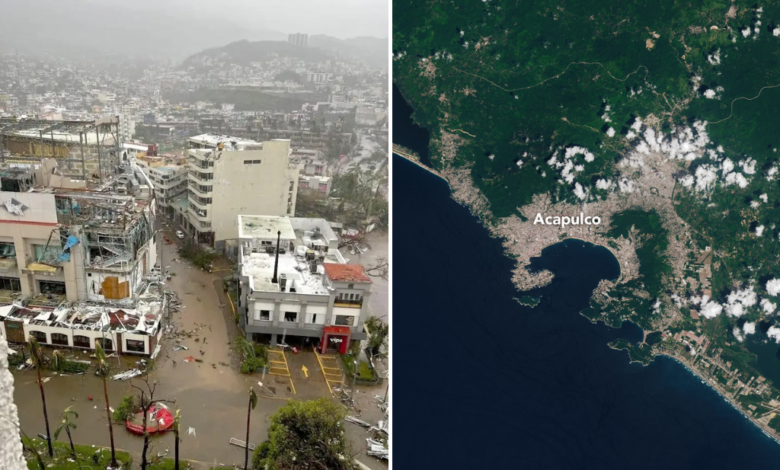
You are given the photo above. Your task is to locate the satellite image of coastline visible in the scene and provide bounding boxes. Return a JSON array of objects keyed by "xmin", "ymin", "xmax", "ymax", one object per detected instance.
[{"xmin": 393, "ymin": 0, "xmax": 780, "ymax": 468}]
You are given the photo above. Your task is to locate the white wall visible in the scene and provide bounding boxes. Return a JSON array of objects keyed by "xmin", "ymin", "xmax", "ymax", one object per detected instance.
[{"xmin": 209, "ymin": 140, "xmax": 299, "ymax": 243}]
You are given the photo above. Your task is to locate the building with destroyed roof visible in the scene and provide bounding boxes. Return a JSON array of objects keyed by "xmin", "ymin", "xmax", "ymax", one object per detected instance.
[
  {"xmin": 0, "ymin": 282, "xmax": 164, "ymax": 355},
  {"xmin": 178, "ymin": 134, "xmax": 300, "ymax": 250},
  {"xmin": 0, "ymin": 117, "xmax": 121, "ymax": 182},
  {"xmin": 237, "ymin": 215, "xmax": 370, "ymax": 352},
  {"xmin": 0, "ymin": 146, "xmax": 157, "ymax": 315}
]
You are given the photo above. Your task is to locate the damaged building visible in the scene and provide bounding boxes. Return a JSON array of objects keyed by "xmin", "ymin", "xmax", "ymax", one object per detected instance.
[
  {"xmin": 237, "ymin": 215, "xmax": 371, "ymax": 353},
  {"xmin": 0, "ymin": 134, "xmax": 161, "ymax": 354},
  {"xmin": 0, "ymin": 117, "xmax": 122, "ymax": 182},
  {"xmin": 0, "ymin": 283, "xmax": 164, "ymax": 355}
]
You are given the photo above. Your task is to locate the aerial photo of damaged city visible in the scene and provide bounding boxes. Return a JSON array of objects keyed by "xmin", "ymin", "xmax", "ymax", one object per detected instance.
[
  {"xmin": 0, "ymin": 0, "xmax": 389, "ymax": 469},
  {"xmin": 394, "ymin": 0, "xmax": 780, "ymax": 468}
]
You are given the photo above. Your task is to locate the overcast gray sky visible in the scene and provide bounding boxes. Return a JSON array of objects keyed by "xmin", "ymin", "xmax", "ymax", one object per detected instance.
[{"xmin": 89, "ymin": 0, "xmax": 389, "ymax": 38}]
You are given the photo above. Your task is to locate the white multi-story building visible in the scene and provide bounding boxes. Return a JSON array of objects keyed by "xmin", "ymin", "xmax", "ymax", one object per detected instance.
[
  {"xmin": 135, "ymin": 160, "xmax": 188, "ymax": 216},
  {"xmin": 181, "ymin": 134, "xmax": 300, "ymax": 251},
  {"xmin": 237, "ymin": 215, "xmax": 371, "ymax": 351}
]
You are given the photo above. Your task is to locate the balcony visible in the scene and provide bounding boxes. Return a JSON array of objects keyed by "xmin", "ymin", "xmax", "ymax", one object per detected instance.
[
  {"xmin": 188, "ymin": 196, "xmax": 212, "ymax": 210},
  {"xmin": 188, "ymin": 171, "xmax": 213, "ymax": 185},
  {"xmin": 333, "ymin": 299, "xmax": 363, "ymax": 308}
]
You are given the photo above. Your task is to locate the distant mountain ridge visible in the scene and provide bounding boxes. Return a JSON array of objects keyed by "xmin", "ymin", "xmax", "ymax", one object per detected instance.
[{"xmin": 181, "ymin": 35, "xmax": 388, "ymax": 70}]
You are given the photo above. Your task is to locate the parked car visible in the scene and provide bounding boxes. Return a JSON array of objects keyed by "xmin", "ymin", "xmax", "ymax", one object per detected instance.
[{"xmin": 176, "ymin": 230, "xmax": 185, "ymax": 239}]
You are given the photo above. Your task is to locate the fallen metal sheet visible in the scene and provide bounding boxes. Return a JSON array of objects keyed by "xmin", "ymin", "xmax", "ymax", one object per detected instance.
[{"xmin": 345, "ymin": 416, "xmax": 372, "ymax": 428}]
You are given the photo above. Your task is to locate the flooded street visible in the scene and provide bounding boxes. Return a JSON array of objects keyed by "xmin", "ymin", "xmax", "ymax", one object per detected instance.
[{"xmin": 14, "ymin": 228, "xmax": 388, "ymax": 469}]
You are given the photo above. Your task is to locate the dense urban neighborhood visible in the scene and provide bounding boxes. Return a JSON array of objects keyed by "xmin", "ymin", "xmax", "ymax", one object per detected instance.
[{"xmin": 0, "ymin": 28, "xmax": 389, "ymax": 470}]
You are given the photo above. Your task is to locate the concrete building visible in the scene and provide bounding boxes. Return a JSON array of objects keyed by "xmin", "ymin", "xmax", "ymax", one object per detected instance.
[
  {"xmin": 288, "ymin": 33, "xmax": 308, "ymax": 47},
  {"xmin": 298, "ymin": 175, "xmax": 332, "ymax": 197},
  {"xmin": 181, "ymin": 134, "xmax": 300, "ymax": 251},
  {"xmin": 0, "ymin": 159, "xmax": 162, "ymax": 356},
  {"xmin": 237, "ymin": 215, "xmax": 370, "ymax": 352},
  {"xmin": 135, "ymin": 157, "xmax": 188, "ymax": 216},
  {"xmin": 0, "ymin": 117, "xmax": 121, "ymax": 182}
]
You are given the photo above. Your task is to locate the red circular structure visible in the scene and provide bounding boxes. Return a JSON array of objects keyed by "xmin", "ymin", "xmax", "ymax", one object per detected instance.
[{"xmin": 125, "ymin": 405, "xmax": 174, "ymax": 436}]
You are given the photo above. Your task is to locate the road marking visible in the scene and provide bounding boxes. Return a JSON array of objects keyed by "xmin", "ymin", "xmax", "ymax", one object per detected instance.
[
  {"xmin": 267, "ymin": 349, "xmax": 296, "ymax": 395},
  {"xmin": 302, "ymin": 365, "xmax": 309, "ymax": 378}
]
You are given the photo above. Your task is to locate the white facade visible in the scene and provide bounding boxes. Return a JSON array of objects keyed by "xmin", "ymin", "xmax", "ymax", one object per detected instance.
[
  {"xmin": 237, "ymin": 215, "xmax": 371, "ymax": 348},
  {"xmin": 185, "ymin": 135, "xmax": 300, "ymax": 249}
]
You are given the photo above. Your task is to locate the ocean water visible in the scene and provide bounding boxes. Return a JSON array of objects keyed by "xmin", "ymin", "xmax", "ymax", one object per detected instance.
[{"xmin": 392, "ymin": 154, "xmax": 780, "ymax": 469}]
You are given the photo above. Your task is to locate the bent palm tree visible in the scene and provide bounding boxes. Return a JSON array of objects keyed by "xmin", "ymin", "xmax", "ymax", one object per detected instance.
[
  {"xmin": 54, "ymin": 406, "xmax": 79, "ymax": 458},
  {"xmin": 28, "ymin": 336, "xmax": 53, "ymax": 458},
  {"xmin": 244, "ymin": 387, "xmax": 257, "ymax": 470},
  {"xmin": 95, "ymin": 343, "xmax": 119, "ymax": 468}
]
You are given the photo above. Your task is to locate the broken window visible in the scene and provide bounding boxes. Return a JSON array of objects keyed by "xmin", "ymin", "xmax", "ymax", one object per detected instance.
[
  {"xmin": 126, "ymin": 339, "xmax": 145, "ymax": 352},
  {"xmin": 0, "ymin": 277, "xmax": 21, "ymax": 292},
  {"xmin": 284, "ymin": 311, "xmax": 297, "ymax": 322},
  {"xmin": 29, "ymin": 330, "xmax": 47, "ymax": 343},
  {"xmin": 0, "ymin": 242, "xmax": 15, "ymax": 258},
  {"xmin": 73, "ymin": 335, "xmax": 90, "ymax": 348},
  {"xmin": 259, "ymin": 310, "xmax": 270, "ymax": 321},
  {"xmin": 39, "ymin": 281, "xmax": 66, "ymax": 296},
  {"xmin": 334, "ymin": 315, "xmax": 353, "ymax": 326},
  {"xmin": 96, "ymin": 337, "xmax": 114, "ymax": 351},
  {"xmin": 51, "ymin": 333, "xmax": 69, "ymax": 346},
  {"xmin": 34, "ymin": 244, "xmax": 60, "ymax": 262}
]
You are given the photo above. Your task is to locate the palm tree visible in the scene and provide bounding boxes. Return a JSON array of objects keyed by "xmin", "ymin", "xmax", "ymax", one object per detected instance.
[
  {"xmin": 50, "ymin": 350, "xmax": 65, "ymax": 372},
  {"xmin": 244, "ymin": 387, "xmax": 257, "ymax": 470},
  {"xmin": 173, "ymin": 410, "xmax": 181, "ymax": 470},
  {"xmin": 28, "ymin": 336, "xmax": 53, "ymax": 458},
  {"xmin": 54, "ymin": 406, "xmax": 79, "ymax": 458},
  {"xmin": 95, "ymin": 343, "xmax": 118, "ymax": 468}
]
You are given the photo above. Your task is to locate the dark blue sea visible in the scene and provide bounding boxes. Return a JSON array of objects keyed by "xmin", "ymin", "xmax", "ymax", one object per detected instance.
[{"xmin": 392, "ymin": 91, "xmax": 780, "ymax": 468}]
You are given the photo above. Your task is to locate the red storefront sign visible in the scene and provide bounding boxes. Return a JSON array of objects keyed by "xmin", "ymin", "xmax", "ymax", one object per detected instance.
[{"xmin": 321, "ymin": 325, "xmax": 351, "ymax": 354}]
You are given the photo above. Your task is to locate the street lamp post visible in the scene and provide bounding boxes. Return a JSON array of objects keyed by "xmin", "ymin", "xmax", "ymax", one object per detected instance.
[{"xmin": 351, "ymin": 360, "xmax": 358, "ymax": 402}]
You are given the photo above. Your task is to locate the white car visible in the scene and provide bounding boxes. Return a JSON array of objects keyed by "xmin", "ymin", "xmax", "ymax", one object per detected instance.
[{"xmin": 176, "ymin": 230, "xmax": 185, "ymax": 239}]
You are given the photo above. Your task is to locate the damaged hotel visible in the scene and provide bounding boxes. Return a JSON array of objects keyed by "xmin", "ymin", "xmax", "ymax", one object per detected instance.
[{"xmin": 0, "ymin": 117, "xmax": 163, "ymax": 355}]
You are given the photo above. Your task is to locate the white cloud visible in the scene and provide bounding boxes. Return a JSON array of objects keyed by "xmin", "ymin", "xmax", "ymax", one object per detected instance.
[
  {"xmin": 707, "ymin": 49, "xmax": 721, "ymax": 65},
  {"xmin": 618, "ymin": 178, "xmax": 635, "ymax": 193},
  {"xmin": 573, "ymin": 182, "xmax": 588, "ymax": 200},
  {"xmin": 756, "ymin": 225, "xmax": 765, "ymax": 237},
  {"xmin": 768, "ymin": 326, "xmax": 780, "ymax": 343},
  {"xmin": 704, "ymin": 89, "xmax": 717, "ymax": 99},
  {"xmin": 721, "ymin": 158, "xmax": 734, "ymax": 174},
  {"xmin": 762, "ymin": 298, "xmax": 777, "ymax": 314},
  {"xmin": 739, "ymin": 158, "xmax": 756, "ymax": 175},
  {"xmin": 733, "ymin": 326, "xmax": 745, "ymax": 342},
  {"xmin": 606, "ymin": 127, "xmax": 615, "ymax": 137},
  {"xmin": 694, "ymin": 165, "xmax": 719, "ymax": 192},
  {"xmin": 751, "ymin": 201, "xmax": 761, "ymax": 209},
  {"xmin": 681, "ymin": 175, "xmax": 695, "ymax": 187},
  {"xmin": 596, "ymin": 179, "xmax": 612, "ymax": 190},
  {"xmin": 724, "ymin": 287, "xmax": 757, "ymax": 317},
  {"xmin": 742, "ymin": 27, "xmax": 752, "ymax": 38},
  {"xmin": 701, "ymin": 301, "xmax": 723, "ymax": 318},
  {"xmin": 626, "ymin": 130, "xmax": 637, "ymax": 140},
  {"xmin": 774, "ymin": 28, "xmax": 780, "ymax": 37},
  {"xmin": 767, "ymin": 278, "xmax": 780, "ymax": 296},
  {"xmin": 744, "ymin": 322, "xmax": 757, "ymax": 335},
  {"xmin": 724, "ymin": 172, "xmax": 749, "ymax": 188}
]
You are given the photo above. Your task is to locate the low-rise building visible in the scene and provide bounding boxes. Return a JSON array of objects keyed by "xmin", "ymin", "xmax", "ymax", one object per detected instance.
[
  {"xmin": 298, "ymin": 175, "xmax": 332, "ymax": 197},
  {"xmin": 237, "ymin": 215, "xmax": 370, "ymax": 352}
]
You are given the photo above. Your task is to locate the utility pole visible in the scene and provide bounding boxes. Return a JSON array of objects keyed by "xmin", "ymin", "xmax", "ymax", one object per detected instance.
[{"xmin": 351, "ymin": 359, "xmax": 358, "ymax": 402}]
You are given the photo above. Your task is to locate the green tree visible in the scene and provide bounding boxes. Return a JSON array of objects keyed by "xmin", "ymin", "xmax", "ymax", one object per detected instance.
[
  {"xmin": 267, "ymin": 398, "xmax": 356, "ymax": 469},
  {"xmin": 95, "ymin": 343, "xmax": 119, "ymax": 468},
  {"xmin": 245, "ymin": 387, "xmax": 258, "ymax": 470},
  {"xmin": 28, "ymin": 336, "xmax": 53, "ymax": 458},
  {"xmin": 54, "ymin": 406, "xmax": 79, "ymax": 459}
]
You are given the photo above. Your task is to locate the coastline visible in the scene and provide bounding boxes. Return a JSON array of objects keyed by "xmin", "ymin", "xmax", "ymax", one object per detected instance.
[{"xmin": 395, "ymin": 145, "xmax": 780, "ymax": 446}]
